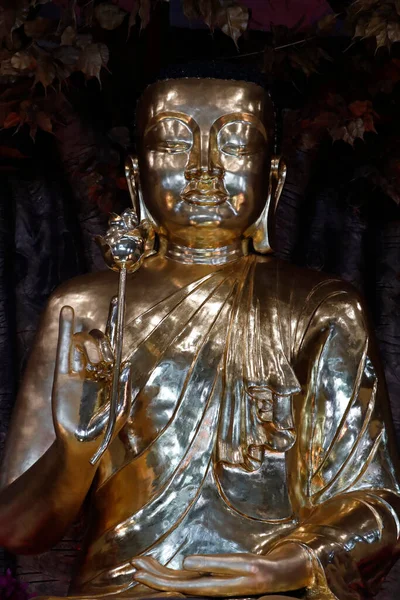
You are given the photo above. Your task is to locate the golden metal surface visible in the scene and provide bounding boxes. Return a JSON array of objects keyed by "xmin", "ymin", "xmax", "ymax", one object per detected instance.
[{"xmin": 1, "ymin": 78, "xmax": 400, "ymax": 600}]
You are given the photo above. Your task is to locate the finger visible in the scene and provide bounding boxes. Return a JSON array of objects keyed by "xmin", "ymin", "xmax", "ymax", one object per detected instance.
[
  {"xmin": 56, "ymin": 306, "xmax": 75, "ymax": 375},
  {"xmin": 117, "ymin": 361, "xmax": 132, "ymax": 420},
  {"xmin": 106, "ymin": 296, "xmax": 118, "ymax": 350},
  {"xmin": 70, "ymin": 340, "xmax": 86, "ymax": 374},
  {"xmin": 90, "ymin": 329, "xmax": 114, "ymax": 363},
  {"xmin": 183, "ymin": 554, "xmax": 254, "ymax": 575},
  {"xmin": 134, "ymin": 572, "xmax": 247, "ymax": 596},
  {"xmin": 72, "ymin": 332, "xmax": 103, "ymax": 364},
  {"xmin": 131, "ymin": 558, "xmax": 199, "ymax": 580}
]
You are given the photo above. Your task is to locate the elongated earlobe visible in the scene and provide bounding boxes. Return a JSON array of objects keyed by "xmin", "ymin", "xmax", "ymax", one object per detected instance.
[
  {"xmin": 124, "ymin": 155, "xmax": 158, "ymax": 256},
  {"xmin": 125, "ymin": 155, "xmax": 158, "ymax": 228},
  {"xmin": 245, "ymin": 156, "xmax": 287, "ymax": 254}
]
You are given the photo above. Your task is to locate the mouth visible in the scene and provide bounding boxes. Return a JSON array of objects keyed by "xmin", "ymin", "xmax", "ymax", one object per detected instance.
[
  {"xmin": 181, "ymin": 190, "xmax": 229, "ymax": 206},
  {"xmin": 180, "ymin": 180, "xmax": 229, "ymax": 207}
]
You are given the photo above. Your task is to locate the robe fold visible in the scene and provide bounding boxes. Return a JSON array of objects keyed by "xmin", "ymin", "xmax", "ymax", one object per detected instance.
[{"xmin": 68, "ymin": 256, "xmax": 400, "ymax": 600}]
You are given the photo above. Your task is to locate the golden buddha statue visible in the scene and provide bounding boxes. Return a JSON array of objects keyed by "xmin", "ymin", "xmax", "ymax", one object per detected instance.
[{"xmin": 1, "ymin": 71, "xmax": 400, "ymax": 600}]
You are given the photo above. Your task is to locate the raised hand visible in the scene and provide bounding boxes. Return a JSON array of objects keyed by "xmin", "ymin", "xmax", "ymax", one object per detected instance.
[{"xmin": 52, "ymin": 297, "xmax": 132, "ymax": 460}]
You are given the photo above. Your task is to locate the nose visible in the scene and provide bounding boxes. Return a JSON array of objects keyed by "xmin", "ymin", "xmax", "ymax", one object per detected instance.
[{"xmin": 185, "ymin": 131, "xmax": 223, "ymax": 181}]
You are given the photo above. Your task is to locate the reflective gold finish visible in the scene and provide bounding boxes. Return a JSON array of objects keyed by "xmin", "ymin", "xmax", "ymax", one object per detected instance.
[{"xmin": 1, "ymin": 78, "xmax": 400, "ymax": 600}]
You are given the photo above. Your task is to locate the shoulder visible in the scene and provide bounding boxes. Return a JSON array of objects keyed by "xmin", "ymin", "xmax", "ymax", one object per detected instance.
[
  {"xmin": 253, "ymin": 255, "xmax": 368, "ymax": 351},
  {"xmin": 254, "ymin": 254, "xmax": 363, "ymax": 307},
  {"xmin": 44, "ymin": 254, "xmax": 186, "ymax": 330},
  {"xmin": 43, "ymin": 270, "xmax": 120, "ymax": 332},
  {"xmin": 49, "ymin": 270, "xmax": 119, "ymax": 309}
]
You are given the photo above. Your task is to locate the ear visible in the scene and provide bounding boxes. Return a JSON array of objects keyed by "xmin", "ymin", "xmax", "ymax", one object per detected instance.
[
  {"xmin": 245, "ymin": 155, "xmax": 287, "ymax": 254},
  {"xmin": 125, "ymin": 155, "xmax": 141, "ymax": 222},
  {"xmin": 125, "ymin": 155, "xmax": 160, "ymax": 227},
  {"xmin": 124, "ymin": 155, "xmax": 158, "ymax": 257}
]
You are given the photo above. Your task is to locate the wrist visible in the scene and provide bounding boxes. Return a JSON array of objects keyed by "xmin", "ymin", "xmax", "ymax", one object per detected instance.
[
  {"xmin": 54, "ymin": 436, "xmax": 97, "ymax": 473},
  {"xmin": 267, "ymin": 541, "xmax": 314, "ymax": 591}
]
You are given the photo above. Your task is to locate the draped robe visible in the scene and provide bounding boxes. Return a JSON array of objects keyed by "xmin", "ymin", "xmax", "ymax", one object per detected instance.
[{"xmin": 71, "ymin": 255, "xmax": 400, "ymax": 600}]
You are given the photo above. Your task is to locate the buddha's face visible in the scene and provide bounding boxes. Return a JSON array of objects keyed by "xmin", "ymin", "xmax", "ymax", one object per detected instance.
[{"xmin": 136, "ymin": 78, "xmax": 274, "ymax": 248}]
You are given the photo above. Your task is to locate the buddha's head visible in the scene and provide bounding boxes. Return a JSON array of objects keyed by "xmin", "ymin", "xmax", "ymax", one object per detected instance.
[{"xmin": 135, "ymin": 70, "xmax": 282, "ymax": 253}]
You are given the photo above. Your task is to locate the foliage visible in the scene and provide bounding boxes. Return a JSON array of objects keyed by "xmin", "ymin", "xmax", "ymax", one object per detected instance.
[
  {"xmin": 1, "ymin": 0, "xmax": 400, "ymax": 206},
  {"xmin": 348, "ymin": 0, "xmax": 400, "ymax": 51}
]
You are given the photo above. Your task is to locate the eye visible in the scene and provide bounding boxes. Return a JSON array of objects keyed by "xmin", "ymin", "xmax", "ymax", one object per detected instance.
[
  {"xmin": 154, "ymin": 140, "xmax": 192, "ymax": 154},
  {"xmin": 221, "ymin": 143, "xmax": 253, "ymax": 157},
  {"xmin": 218, "ymin": 121, "xmax": 265, "ymax": 157},
  {"xmin": 145, "ymin": 118, "xmax": 193, "ymax": 154}
]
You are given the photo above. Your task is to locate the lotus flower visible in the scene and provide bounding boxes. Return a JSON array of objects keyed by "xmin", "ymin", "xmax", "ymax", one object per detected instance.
[{"xmin": 96, "ymin": 209, "xmax": 152, "ymax": 272}]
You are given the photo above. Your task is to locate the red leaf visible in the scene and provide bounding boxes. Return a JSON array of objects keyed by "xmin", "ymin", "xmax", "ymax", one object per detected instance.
[
  {"xmin": 36, "ymin": 111, "xmax": 53, "ymax": 133},
  {"xmin": 348, "ymin": 100, "xmax": 372, "ymax": 118},
  {"xmin": 0, "ymin": 146, "xmax": 27, "ymax": 158},
  {"xmin": 3, "ymin": 112, "xmax": 21, "ymax": 128},
  {"xmin": 363, "ymin": 113, "xmax": 377, "ymax": 133}
]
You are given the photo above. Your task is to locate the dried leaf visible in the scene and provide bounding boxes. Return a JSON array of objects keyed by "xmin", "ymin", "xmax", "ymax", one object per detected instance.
[
  {"xmin": 53, "ymin": 45, "xmax": 80, "ymax": 67},
  {"xmin": 299, "ymin": 131, "xmax": 320, "ymax": 151},
  {"xmin": 36, "ymin": 110, "xmax": 53, "ymax": 133},
  {"xmin": 331, "ymin": 125, "xmax": 355, "ymax": 145},
  {"xmin": 182, "ymin": 0, "xmax": 200, "ymax": 20},
  {"xmin": 365, "ymin": 15, "xmax": 385, "ymax": 40},
  {"xmin": 61, "ymin": 25, "xmax": 76, "ymax": 45},
  {"xmin": 128, "ymin": 0, "xmax": 140, "ymax": 36},
  {"xmin": 348, "ymin": 117, "xmax": 365, "ymax": 140},
  {"xmin": 375, "ymin": 27, "xmax": 389, "ymax": 49},
  {"xmin": 288, "ymin": 47, "xmax": 324, "ymax": 76},
  {"xmin": 353, "ymin": 17, "xmax": 367, "ymax": 38},
  {"xmin": 34, "ymin": 57, "xmax": 57, "ymax": 89},
  {"xmin": 198, "ymin": 0, "xmax": 217, "ymax": 29},
  {"xmin": 10, "ymin": 51, "xmax": 36, "ymax": 70},
  {"xmin": 330, "ymin": 118, "xmax": 365, "ymax": 147},
  {"xmin": 139, "ymin": 0, "xmax": 151, "ymax": 30},
  {"xmin": 77, "ymin": 43, "xmax": 109, "ymax": 83},
  {"xmin": 363, "ymin": 113, "xmax": 377, "ymax": 132},
  {"xmin": 81, "ymin": 0, "xmax": 94, "ymax": 27},
  {"xmin": 24, "ymin": 17, "xmax": 53, "ymax": 39},
  {"xmin": 95, "ymin": 3, "xmax": 127, "ymax": 30},
  {"xmin": 317, "ymin": 13, "xmax": 337, "ymax": 35},
  {"xmin": 387, "ymin": 20, "xmax": 400, "ymax": 43},
  {"xmin": 56, "ymin": 0, "xmax": 77, "ymax": 35},
  {"xmin": 0, "ymin": 59, "xmax": 18, "ymax": 77},
  {"xmin": 218, "ymin": 5, "xmax": 248, "ymax": 47},
  {"xmin": 76, "ymin": 33, "xmax": 92, "ymax": 49}
]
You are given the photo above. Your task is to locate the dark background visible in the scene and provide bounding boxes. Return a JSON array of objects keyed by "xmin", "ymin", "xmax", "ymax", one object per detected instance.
[{"xmin": 1, "ymin": 2, "xmax": 400, "ymax": 598}]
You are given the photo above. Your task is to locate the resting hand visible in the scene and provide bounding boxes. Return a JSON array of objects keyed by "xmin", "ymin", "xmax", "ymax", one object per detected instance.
[{"xmin": 132, "ymin": 544, "xmax": 312, "ymax": 596}]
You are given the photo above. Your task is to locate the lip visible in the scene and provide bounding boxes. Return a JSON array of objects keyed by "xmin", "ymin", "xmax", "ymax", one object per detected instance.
[{"xmin": 181, "ymin": 190, "xmax": 229, "ymax": 206}]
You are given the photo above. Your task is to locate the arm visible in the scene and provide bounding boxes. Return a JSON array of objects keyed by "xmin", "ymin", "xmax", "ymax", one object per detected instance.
[
  {"xmin": 0, "ymin": 294, "xmax": 131, "ymax": 554},
  {"xmin": 273, "ymin": 285, "xmax": 400, "ymax": 598},
  {"xmin": 0, "ymin": 438, "xmax": 96, "ymax": 554}
]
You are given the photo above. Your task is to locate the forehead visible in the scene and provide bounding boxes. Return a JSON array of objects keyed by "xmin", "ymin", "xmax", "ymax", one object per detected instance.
[{"xmin": 137, "ymin": 78, "xmax": 269, "ymax": 131}]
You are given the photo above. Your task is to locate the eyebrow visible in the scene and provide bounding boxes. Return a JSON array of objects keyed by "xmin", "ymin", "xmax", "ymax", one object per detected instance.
[
  {"xmin": 144, "ymin": 111, "xmax": 198, "ymax": 136},
  {"xmin": 212, "ymin": 113, "xmax": 267, "ymax": 140},
  {"xmin": 144, "ymin": 111, "xmax": 266, "ymax": 139}
]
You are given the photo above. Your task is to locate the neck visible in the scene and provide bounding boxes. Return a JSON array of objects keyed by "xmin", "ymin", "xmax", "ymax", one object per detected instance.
[{"xmin": 164, "ymin": 238, "xmax": 246, "ymax": 265}]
